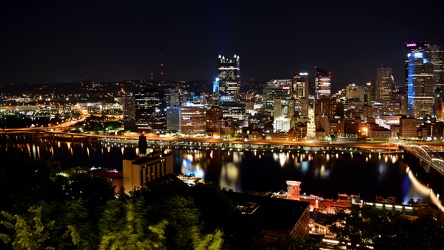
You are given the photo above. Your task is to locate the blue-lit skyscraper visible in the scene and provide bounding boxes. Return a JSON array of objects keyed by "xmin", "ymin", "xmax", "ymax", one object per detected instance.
[{"xmin": 405, "ymin": 41, "xmax": 434, "ymax": 118}]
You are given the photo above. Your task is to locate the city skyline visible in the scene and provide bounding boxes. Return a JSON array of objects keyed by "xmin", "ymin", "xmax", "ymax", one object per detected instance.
[{"xmin": 1, "ymin": 1, "xmax": 443, "ymax": 89}]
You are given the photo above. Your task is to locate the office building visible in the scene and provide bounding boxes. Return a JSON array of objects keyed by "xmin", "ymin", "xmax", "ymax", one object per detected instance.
[
  {"xmin": 399, "ymin": 116, "xmax": 418, "ymax": 138},
  {"xmin": 122, "ymin": 95, "xmax": 136, "ymax": 119},
  {"xmin": 346, "ymin": 83, "xmax": 365, "ymax": 104},
  {"xmin": 217, "ymin": 54, "xmax": 241, "ymax": 103},
  {"xmin": 166, "ymin": 106, "xmax": 180, "ymax": 132},
  {"xmin": 262, "ymin": 79, "xmax": 292, "ymax": 113},
  {"xmin": 375, "ymin": 66, "xmax": 395, "ymax": 103},
  {"xmin": 405, "ymin": 41, "xmax": 435, "ymax": 117},
  {"xmin": 134, "ymin": 88, "xmax": 166, "ymax": 133},
  {"xmin": 122, "ymin": 95, "xmax": 136, "ymax": 131},
  {"xmin": 314, "ymin": 67, "xmax": 331, "ymax": 99},
  {"xmin": 431, "ymin": 45, "xmax": 444, "ymax": 101},
  {"xmin": 292, "ymin": 72, "xmax": 309, "ymax": 98},
  {"xmin": 180, "ymin": 103, "xmax": 206, "ymax": 135},
  {"xmin": 365, "ymin": 80, "xmax": 376, "ymax": 105},
  {"xmin": 215, "ymin": 54, "xmax": 245, "ymax": 129},
  {"xmin": 206, "ymin": 106, "xmax": 223, "ymax": 135}
]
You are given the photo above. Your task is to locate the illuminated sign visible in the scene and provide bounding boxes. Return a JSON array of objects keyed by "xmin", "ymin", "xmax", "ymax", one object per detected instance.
[
  {"xmin": 406, "ymin": 43, "xmax": 416, "ymax": 47},
  {"xmin": 282, "ymin": 86, "xmax": 290, "ymax": 90},
  {"xmin": 414, "ymin": 52, "xmax": 423, "ymax": 58},
  {"xmin": 300, "ymin": 72, "xmax": 308, "ymax": 76}
]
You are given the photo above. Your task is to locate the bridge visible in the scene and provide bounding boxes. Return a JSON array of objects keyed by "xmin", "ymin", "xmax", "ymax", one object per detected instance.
[{"xmin": 401, "ymin": 144, "xmax": 444, "ymax": 176}]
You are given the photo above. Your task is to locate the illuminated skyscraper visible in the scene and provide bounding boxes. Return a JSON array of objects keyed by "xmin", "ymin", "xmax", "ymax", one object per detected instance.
[
  {"xmin": 134, "ymin": 88, "xmax": 166, "ymax": 133},
  {"xmin": 292, "ymin": 72, "xmax": 309, "ymax": 98},
  {"xmin": 375, "ymin": 66, "xmax": 395, "ymax": 103},
  {"xmin": 217, "ymin": 54, "xmax": 240, "ymax": 103},
  {"xmin": 314, "ymin": 67, "xmax": 331, "ymax": 99},
  {"xmin": 431, "ymin": 45, "xmax": 444, "ymax": 101},
  {"xmin": 405, "ymin": 41, "xmax": 434, "ymax": 117}
]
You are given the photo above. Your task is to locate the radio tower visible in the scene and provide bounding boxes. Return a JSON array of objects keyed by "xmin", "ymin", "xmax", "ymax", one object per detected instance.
[
  {"xmin": 160, "ymin": 54, "xmax": 164, "ymax": 81},
  {"xmin": 81, "ymin": 68, "xmax": 88, "ymax": 83}
]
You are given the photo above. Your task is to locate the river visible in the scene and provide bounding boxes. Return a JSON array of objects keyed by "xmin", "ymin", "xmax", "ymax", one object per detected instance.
[{"xmin": 2, "ymin": 135, "xmax": 443, "ymax": 207}]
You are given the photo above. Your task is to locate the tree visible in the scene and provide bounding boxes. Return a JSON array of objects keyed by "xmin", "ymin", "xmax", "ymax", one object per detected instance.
[
  {"xmin": 99, "ymin": 198, "xmax": 168, "ymax": 249},
  {"xmin": 41, "ymin": 199, "xmax": 98, "ymax": 249},
  {"xmin": 0, "ymin": 206, "xmax": 78, "ymax": 250},
  {"xmin": 153, "ymin": 195, "xmax": 224, "ymax": 250},
  {"xmin": 53, "ymin": 169, "xmax": 116, "ymax": 207},
  {"xmin": 328, "ymin": 205, "xmax": 444, "ymax": 249}
]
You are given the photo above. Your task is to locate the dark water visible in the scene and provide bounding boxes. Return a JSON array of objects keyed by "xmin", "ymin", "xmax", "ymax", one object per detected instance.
[{"xmin": 2, "ymin": 136, "xmax": 444, "ymax": 206}]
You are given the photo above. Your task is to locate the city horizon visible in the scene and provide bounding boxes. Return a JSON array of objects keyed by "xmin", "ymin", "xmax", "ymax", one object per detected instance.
[{"xmin": 1, "ymin": 2, "xmax": 442, "ymax": 88}]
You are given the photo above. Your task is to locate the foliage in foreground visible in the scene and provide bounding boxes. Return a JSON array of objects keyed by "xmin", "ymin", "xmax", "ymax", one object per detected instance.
[{"xmin": 328, "ymin": 205, "xmax": 444, "ymax": 250}]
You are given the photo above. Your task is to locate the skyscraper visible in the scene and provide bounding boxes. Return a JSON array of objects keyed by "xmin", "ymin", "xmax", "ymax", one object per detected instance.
[
  {"xmin": 405, "ymin": 41, "xmax": 435, "ymax": 117},
  {"xmin": 431, "ymin": 45, "xmax": 444, "ymax": 100},
  {"xmin": 292, "ymin": 72, "xmax": 309, "ymax": 98},
  {"xmin": 375, "ymin": 66, "xmax": 395, "ymax": 103},
  {"xmin": 314, "ymin": 67, "xmax": 331, "ymax": 99},
  {"xmin": 134, "ymin": 88, "xmax": 166, "ymax": 133},
  {"xmin": 215, "ymin": 54, "xmax": 245, "ymax": 129},
  {"xmin": 217, "ymin": 54, "xmax": 240, "ymax": 103}
]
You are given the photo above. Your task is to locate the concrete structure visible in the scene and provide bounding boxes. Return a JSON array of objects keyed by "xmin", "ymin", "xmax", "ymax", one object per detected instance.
[
  {"xmin": 399, "ymin": 116, "xmax": 418, "ymax": 138},
  {"xmin": 123, "ymin": 152, "xmax": 174, "ymax": 194}
]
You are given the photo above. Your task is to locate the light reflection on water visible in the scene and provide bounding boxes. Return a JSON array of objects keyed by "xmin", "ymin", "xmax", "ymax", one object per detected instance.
[
  {"xmin": 406, "ymin": 167, "xmax": 444, "ymax": 212},
  {"xmin": 2, "ymin": 139, "xmax": 444, "ymax": 206},
  {"xmin": 178, "ymin": 149, "xmax": 443, "ymax": 205}
]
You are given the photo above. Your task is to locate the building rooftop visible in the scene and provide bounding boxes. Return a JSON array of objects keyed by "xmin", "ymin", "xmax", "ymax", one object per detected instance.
[{"xmin": 225, "ymin": 191, "xmax": 310, "ymax": 233}]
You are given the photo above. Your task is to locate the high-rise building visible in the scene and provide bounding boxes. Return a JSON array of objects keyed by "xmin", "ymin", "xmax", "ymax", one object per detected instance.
[
  {"xmin": 292, "ymin": 72, "xmax": 309, "ymax": 98},
  {"xmin": 164, "ymin": 87, "xmax": 182, "ymax": 108},
  {"xmin": 365, "ymin": 80, "xmax": 376, "ymax": 105},
  {"xmin": 206, "ymin": 106, "xmax": 223, "ymax": 134},
  {"xmin": 405, "ymin": 41, "xmax": 435, "ymax": 117},
  {"xmin": 180, "ymin": 103, "xmax": 206, "ymax": 135},
  {"xmin": 346, "ymin": 83, "xmax": 365, "ymax": 104},
  {"xmin": 314, "ymin": 67, "xmax": 331, "ymax": 99},
  {"xmin": 262, "ymin": 79, "xmax": 292, "ymax": 113},
  {"xmin": 375, "ymin": 66, "xmax": 395, "ymax": 103},
  {"xmin": 166, "ymin": 106, "xmax": 180, "ymax": 132},
  {"xmin": 122, "ymin": 95, "xmax": 136, "ymax": 131},
  {"xmin": 431, "ymin": 45, "xmax": 444, "ymax": 100},
  {"xmin": 217, "ymin": 54, "xmax": 240, "ymax": 103},
  {"xmin": 134, "ymin": 88, "xmax": 166, "ymax": 133},
  {"xmin": 122, "ymin": 95, "xmax": 136, "ymax": 119}
]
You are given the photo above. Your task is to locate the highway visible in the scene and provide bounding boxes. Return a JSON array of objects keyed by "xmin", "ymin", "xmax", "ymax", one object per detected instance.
[{"xmin": 2, "ymin": 127, "xmax": 438, "ymax": 152}]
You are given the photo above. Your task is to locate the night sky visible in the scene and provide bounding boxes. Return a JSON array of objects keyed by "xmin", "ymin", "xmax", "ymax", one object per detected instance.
[{"xmin": 1, "ymin": 1, "xmax": 443, "ymax": 91}]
